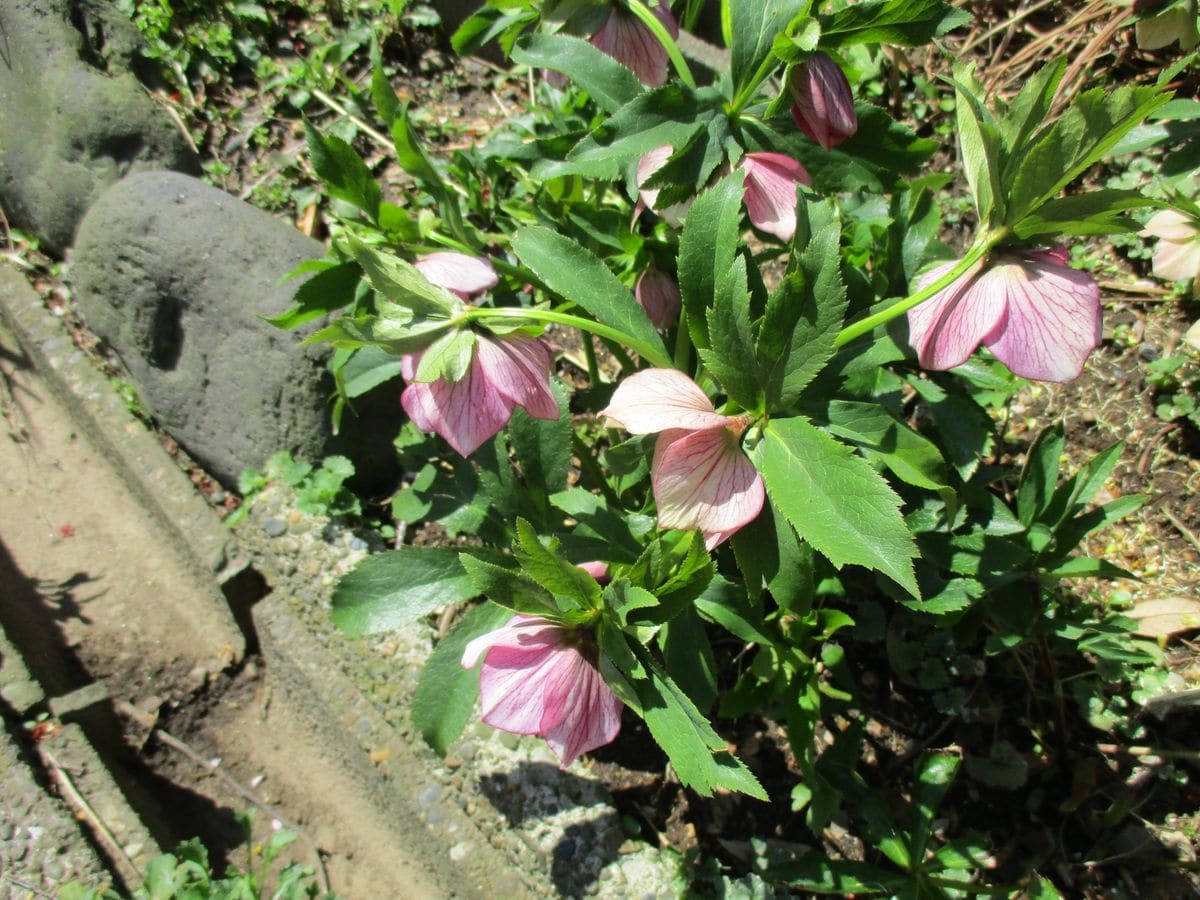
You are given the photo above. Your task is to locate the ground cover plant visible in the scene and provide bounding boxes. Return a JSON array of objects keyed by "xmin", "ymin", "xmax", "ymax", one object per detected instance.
[{"xmin": 106, "ymin": 0, "xmax": 1200, "ymax": 895}]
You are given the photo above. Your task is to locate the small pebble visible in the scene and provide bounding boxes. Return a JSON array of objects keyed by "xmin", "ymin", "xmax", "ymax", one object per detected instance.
[
  {"xmin": 263, "ymin": 517, "xmax": 287, "ymax": 537},
  {"xmin": 449, "ymin": 841, "xmax": 470, "ymax": 862}
]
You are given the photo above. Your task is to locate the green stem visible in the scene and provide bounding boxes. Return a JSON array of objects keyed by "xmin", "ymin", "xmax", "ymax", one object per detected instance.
[
  {"xmin": 462, "ymin": 306, "xmax": 675, "ymax": 369},
  {"xmin": 624, "ymin": 0, "xmax": 695, "ymax": 89},
  {"xmin": 583, "ymin": 334, "xmax": 602, "ymax": 386},
  {"xmin": 832, "ymin": 231, "xmax": 1009, "ymax": 348},
  {"xmin": 728, "ymin": 52, "xmax": 780, "ymax": 117},
  {"xmin": 672, "ymin": 312, "xmax": 692, "ymax": 370}
]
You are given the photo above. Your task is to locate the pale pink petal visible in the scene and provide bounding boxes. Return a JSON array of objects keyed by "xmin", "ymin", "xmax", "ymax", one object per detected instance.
[
  {"xmin": 590, "ymin": 0, "xmax": 677, "ymax": 88},
  {"xmin": 635, "ymin": 268, "xmax": 682, "ymax": 329},
  {"xmin": 475, "ymin": 334, "xmax": 560, "ymax": 421},
  {"xmin": 652, "ymin": 426, "xmax": 765, "ymax": 540},
  {"xmin": 602, "ymin": 368, "xmax": 728, "ymax": 434},
  {"xmin": 401, "ymin": 359, "xmax": 514, "ymax": 456},
  {"xmin": 906, "ymin": 258, "xmax": 1006, "ymax": 372},
  {"xmin": 478, "ymin": 641, "xmax": 573, "ymax": 735},
  {"xmin": 415, "ymin": 252, "xmax": 498, "ymax": 298},
  {"xmin": 789, "ymin": 52, "xmax": 857, "ymax": 151},
  {"xmin": 983, "ymin": 256, "xmax": 1102, "ymax": 383},
  {"xmin": 1152, "ymin": 238, "xmax": 1200, "ymax": 283},
  {"xmin": 541, "ymin": 658, "xmax": 624, "ymax": 766},
  {"xmin": 577, "ymin": 561, "xmax": 610, "ymax": 582},
  {"xmin": 462, "ymin": 614, "xmax": 564, "ymax": 669},
  {"xmin": 740, "ymin": 152, "xmax": 810, "ymax": 242},
  {"xmin": 1142, "ymin": 209, "xmax": 1196, "ymax": 243}
]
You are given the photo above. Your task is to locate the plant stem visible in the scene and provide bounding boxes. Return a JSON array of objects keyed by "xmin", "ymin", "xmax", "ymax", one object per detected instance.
[
  {"xmin": 833, "ymin": 230, "xmax": 1009, "ymax": 348},
  {"xmin": 672, "ymin": 312, "xmax": 692, "ymax": 370},
  {"xmin": 624, "ymin": 0, "xmax": 696, "ymax": 89},
  {"xmin": 583, "ymin": 334, "xmax": 603, "ymax": 386},
  {"xmin": 728, "ymin": 52, "xmax": 780, "ymax": 116},
  {"xmin": 464, "ymin": 306, "xmax": 674, "ymax": 368}
]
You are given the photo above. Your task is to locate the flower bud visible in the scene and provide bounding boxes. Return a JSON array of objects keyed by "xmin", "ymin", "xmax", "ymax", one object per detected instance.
[{"xmin": 789, "ymin": 52, "xmax": 858, "ymax": 151}]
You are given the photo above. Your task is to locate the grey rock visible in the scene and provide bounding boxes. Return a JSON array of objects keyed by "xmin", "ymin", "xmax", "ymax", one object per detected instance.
[
  {"xmin": 69, "ymin": 171, "xmax": 398, "ymax": 488},
  {"xmin": 0, "ymin": 0, "xmax": 199, "ymax": 255}
]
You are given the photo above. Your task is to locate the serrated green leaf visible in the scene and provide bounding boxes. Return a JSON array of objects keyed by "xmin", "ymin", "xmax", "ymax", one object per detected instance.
[
  {"xmin": 910, "ymin": 753, "xmax": 960, "ymax": 862},
  {"xmin": 731, "ymin": 0, "xmax": 806, "ymax": 96},
  {"xmin": 511, "ymin": 226, "xmax": 668, "ymax": 364},
  {"xmin": 391, "ymin": 104, "xmax": 443, "ymax": 186},
  {"xmin": 819, "ymin": 0, "xmax": 970, "ymax": 47},
  {"xmin": 660, "ymin": 606, "xmax": 718, "ymax": 711},
  {"xmin": 731, "ymin": 500, "xmax": 815, "ymax": 613},
  {"xmin": 953, "ymin": 73, "xmax": 1003, "ymax": 227},
  {"xmin": 635, "ymin": 651, "xmax": 767, "ymax": 799},
  {"xmin": 459, "ymin": 553, "xmax": 558, "ymax": 614},
  {"xmin": 371, "ymin": 65, "xmax": 401, "ymax": 126},
  {"xmin": 514, "ymin": 519, "xmax": 602, "ymax": 610},
  {"xmin": 678, "ymin": 172, "xmax": 746, "ymax": 352},
  {"xmin": 267, "ymin": 261, "xmax": 364, "ymax": 330},
  {"xmin": 694, "ymin": 575, "xmax": 774, "ymax": 644},
  {"xmin": 754, "ymin": 417, "xmax": 918, "ymax": 596},
  {"xmin": 339, "ymin": 345, "xmax": 404, "ymax": 398},
  {"xmin": 824, "ymin": 399, "xmax": 953, "ymax": 497},
  {"xmin": 305, "ymin": 121, "xmax": 381, "ymax": 221},
  {"xmin": 1017, "ymin": 423, "xmax": 1064, "ymax": 527},
  {"xmin": 997, "ymin": 57, "xmax": 1066, "ymax": 157},
  {"xmin": 414, "ymin": 329, "xmax": 477, "ymax": 383},
  {"xmin": 348, "ymin": 238, "xmax": 459, "ymax": 316},
  {"xmin": 412, "ymin": 601, "xmax": 512, "ymax": 754},
  {"xmin": 512, "ymin": 33, "xmax": 643, "ymax": 114},
  {"xmin": 330, "ymin": 547, "xmax": 486, "ymax": 636},
  {"xmin": 701, "ymin": 254, "xmax": 764, "ymax": 410},
  {"xmin": 1013, "ymin": 189, "xmax": 1162, "ymax": 239}
]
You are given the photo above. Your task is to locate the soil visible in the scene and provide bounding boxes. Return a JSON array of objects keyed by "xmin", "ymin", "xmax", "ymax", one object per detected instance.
[{"xmin": 3, "ymin": 1, "xmax": 1200, "ymax": 896}]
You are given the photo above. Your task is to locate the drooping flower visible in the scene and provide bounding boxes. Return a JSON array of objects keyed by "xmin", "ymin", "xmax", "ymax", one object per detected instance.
[
  {"xmin": 401, "ymin": 253, "xmax": 558, "ymax": 456},
  {"xmin": 789, "ymin": 52, "xmax": 858, "ymax": 151},
  {"xmin": 635, "ymin": 267, "xmax": 682, "ymax": 329},
  {"xmin": 738, "ymin": 152, "xmax": 810, "ymax": 242},
  {"xmin": 1141, "ymin": 208, "xmax": 1200, "ymax": 285},
  {"xmin": 906, "ymin": 246, "xmax": 1102, "ymax": 383},
  {"xmin": 461, "ymin": 615, "xmax": 623, "ymax": 767},
  {"xmin": 602, "ymin": 368, "xmax": 765, "ymax": 548},
  {"xmin": 589, "ymin": 0, "xmax": 679, "ymax": 87}
]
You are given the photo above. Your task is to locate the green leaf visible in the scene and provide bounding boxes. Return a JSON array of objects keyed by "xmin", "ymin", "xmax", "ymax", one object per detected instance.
[
  {"xmin": 305, "ymin": 120, "xmax": 381, "ymax": 221},
  {"xmin": 370, "ymin": 65, "xmax": 401, "ymax": 126},
  {"xmin": 412, "ymin": 601, "xmax": 513, "ymax": 754},
  {"xmin": 415, "ymin": 329, "xmax": 477, "ymax": 383},
  {"xmin": 910, "ymin": 753, "xmax": 960, "ymax": 863},
  {"xmin": 1006, "ymin": 84, "xmax": 1171, "ymax": 227},
  {"xmin": 766, "ymin": 220, "xmax": 848, "ymax": 405},
  {"xmin": 731, "ymin": 0, "xmax": 806, "ymax": 96},
  {"xmin": 824, "ymin": 399, "xmax": 953, "ymax": 497},
  {"xmin": 331, "ymin": 547, "xmax": 485, "ymax": 636},
  {"xmin": 753, "ymin": 417, "xmax": 919, "ymax": 596},
  {"xmin": 511, "ymin": 226, "xmax": 668, "ymax": 363},
  {"xmin": 678, "ymin": 172, "xmax": 746, "ymax": 352},
  {"xmin": 769, "ymin": 858, "xmax": 908, "ymax": 894},
  {"xmin": 660, "ymin": 606, "xmax": 718, "ymax": 711},
  {"xmin": 339, "ymin": 345, "xmax": 404, "ymax": 398},
  {"xmin": 634, "ymin": 651, "xmax": 767, "ymax": 799},
  {"xmin": 694, "ymin": 575, "xmax": 774, "ymax": 644},
  {"xmin": 391, "ymin": 104, "xmax": 443, "ymax": 186},
  {"xmin": 513, "ymin": 519, "xmax": 602, "ymax": 610},
  {"xmin": 997, "ymin": 57, "xmax": 1066, "ymax": 157},
  {"xmin": 818, "ymin": 0, "xmax": 970, "ymax": 48},
  {"xmin": 701, "ymin": 254, "xmax": 764, "ymax": 410},
  {"xmin": 509, "ymin": 382, "xmax": 571, "ymax": 499},
  {"xmin": 731, "ymin": 500, "xmax": 815, "ymax": 613},
  {"xmin": 1013, "ymin": 189, "xmax": 1162, "ymax": 239},
  {"xmin": 549, "ymin": 489, "xmax": 645, "ymax": 562},
  {"xmin": 952, "ymin": 71, "xmax": 1003, "ymax": 227},
  {"xmin": 1017, "ymin": 423, "xmax": 1064, "ymax": 527},
  {"xmin": 459, "ymin": 553, "xmax": 558, "ymax": 614},
  {"xmin": 558, "ymin": 84, "xmax": 708, "ymax": 180},
  {"xmin": 267, "ymin": 261, "xmax": 364, "ymax": 330},
  {"xmin": 347, "ymin": 238, "xmax": 459, "ymax": 316},
  {"xmin": 512, "ymin": 34, "xmax": 643, "ymax": 114}
]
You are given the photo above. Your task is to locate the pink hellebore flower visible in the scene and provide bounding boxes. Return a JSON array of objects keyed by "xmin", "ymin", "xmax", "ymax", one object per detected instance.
[
  {"xmin": 602, "ymin": 368, "xmax": 765, "ymax": 549},
  {"xmin": 789, "ymin": 52, "xmax": 858, "ymax": 151},
  {"xmin": 1141, "ymin": 209, "xmax": 1200, "ymax": 284},
  {"xmin": 461, "ymin": 615, "xmax": 623, "ymax": 767},
  {"xmin": 635, "ymin": 267, "xmax": 682, "ymax": 330},
  {"xmin": 400, "ymin": 253, "xmax": 558, "ymax": 456},
  {"xmin": 590, "ymin": 0, "xmax": 679, "ymax": 88},
  {"xmin": 738, "ymin": 152, "xmax": 810, "ymax": 243},
  {"xmin": 906, "ymin": 246, "xmax": 1102, "ymax": 383}
]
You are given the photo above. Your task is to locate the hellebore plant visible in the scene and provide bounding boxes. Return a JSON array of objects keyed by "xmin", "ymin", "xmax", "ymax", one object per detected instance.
[
  {"xmin": 1142, "ymin": 207, "xmax": 1200, "ymax": 286},
  {"xmin": 294, "ymin": 0, "xmax": 1174, "ymax": 854}
]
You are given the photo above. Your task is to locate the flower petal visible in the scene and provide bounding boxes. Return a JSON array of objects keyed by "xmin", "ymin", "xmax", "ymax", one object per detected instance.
[
  {"xmin": 1141, "ymin": 209, "xmax": 1196, "ymax": 243},
  {"xmin": 653, "ymin": 426, "xmax": 765, "ymax": 541},
  {"xmin": 602, "ymin": 368, "xmax": 728, "ymax": 434},
  {"xmin": 415, "ymin": 252, "xmax": 498, "ymax": 298},
  {"xmin": 541, "ymin": 657, "xmax": 623, "ymax": 766},
  {"xmin": 635, "ymin": 268, "xmax": 682, "ymax": 330},
  {"xmin": 740, "ymin": 152, "xmax": 810, "ymax": 242},
  {"xmin": 984, "ymin": 255, "xmax": 1102, "ymax": 383},
  {"xmin": 789, "ymin": 52, "xmax": 858, "ymax": 151},
  {"xmin": 590, "ymin": 0, "xmax": 677, "ymax": 87},
  {"xmin": 906, "ymin": 258, "xmax": 1005, "ymax": 371},
  {"xmin": 461, "ymin": 614, "xmax": 561, "ymax": 669},
  {"xmin": 478, "ymin": 641, "xmax": 571, "ymax": 736},
  {"xmin": 401, "ymin": 356, "xmax": 514, "ymax": 456},
  {"xmin": 1153, "ymin": 237, "xmax": 1200, "ymax": 283},
  {"xmin": 475, "ymin": 334, "xmax": 560, "ymax": 420}
]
